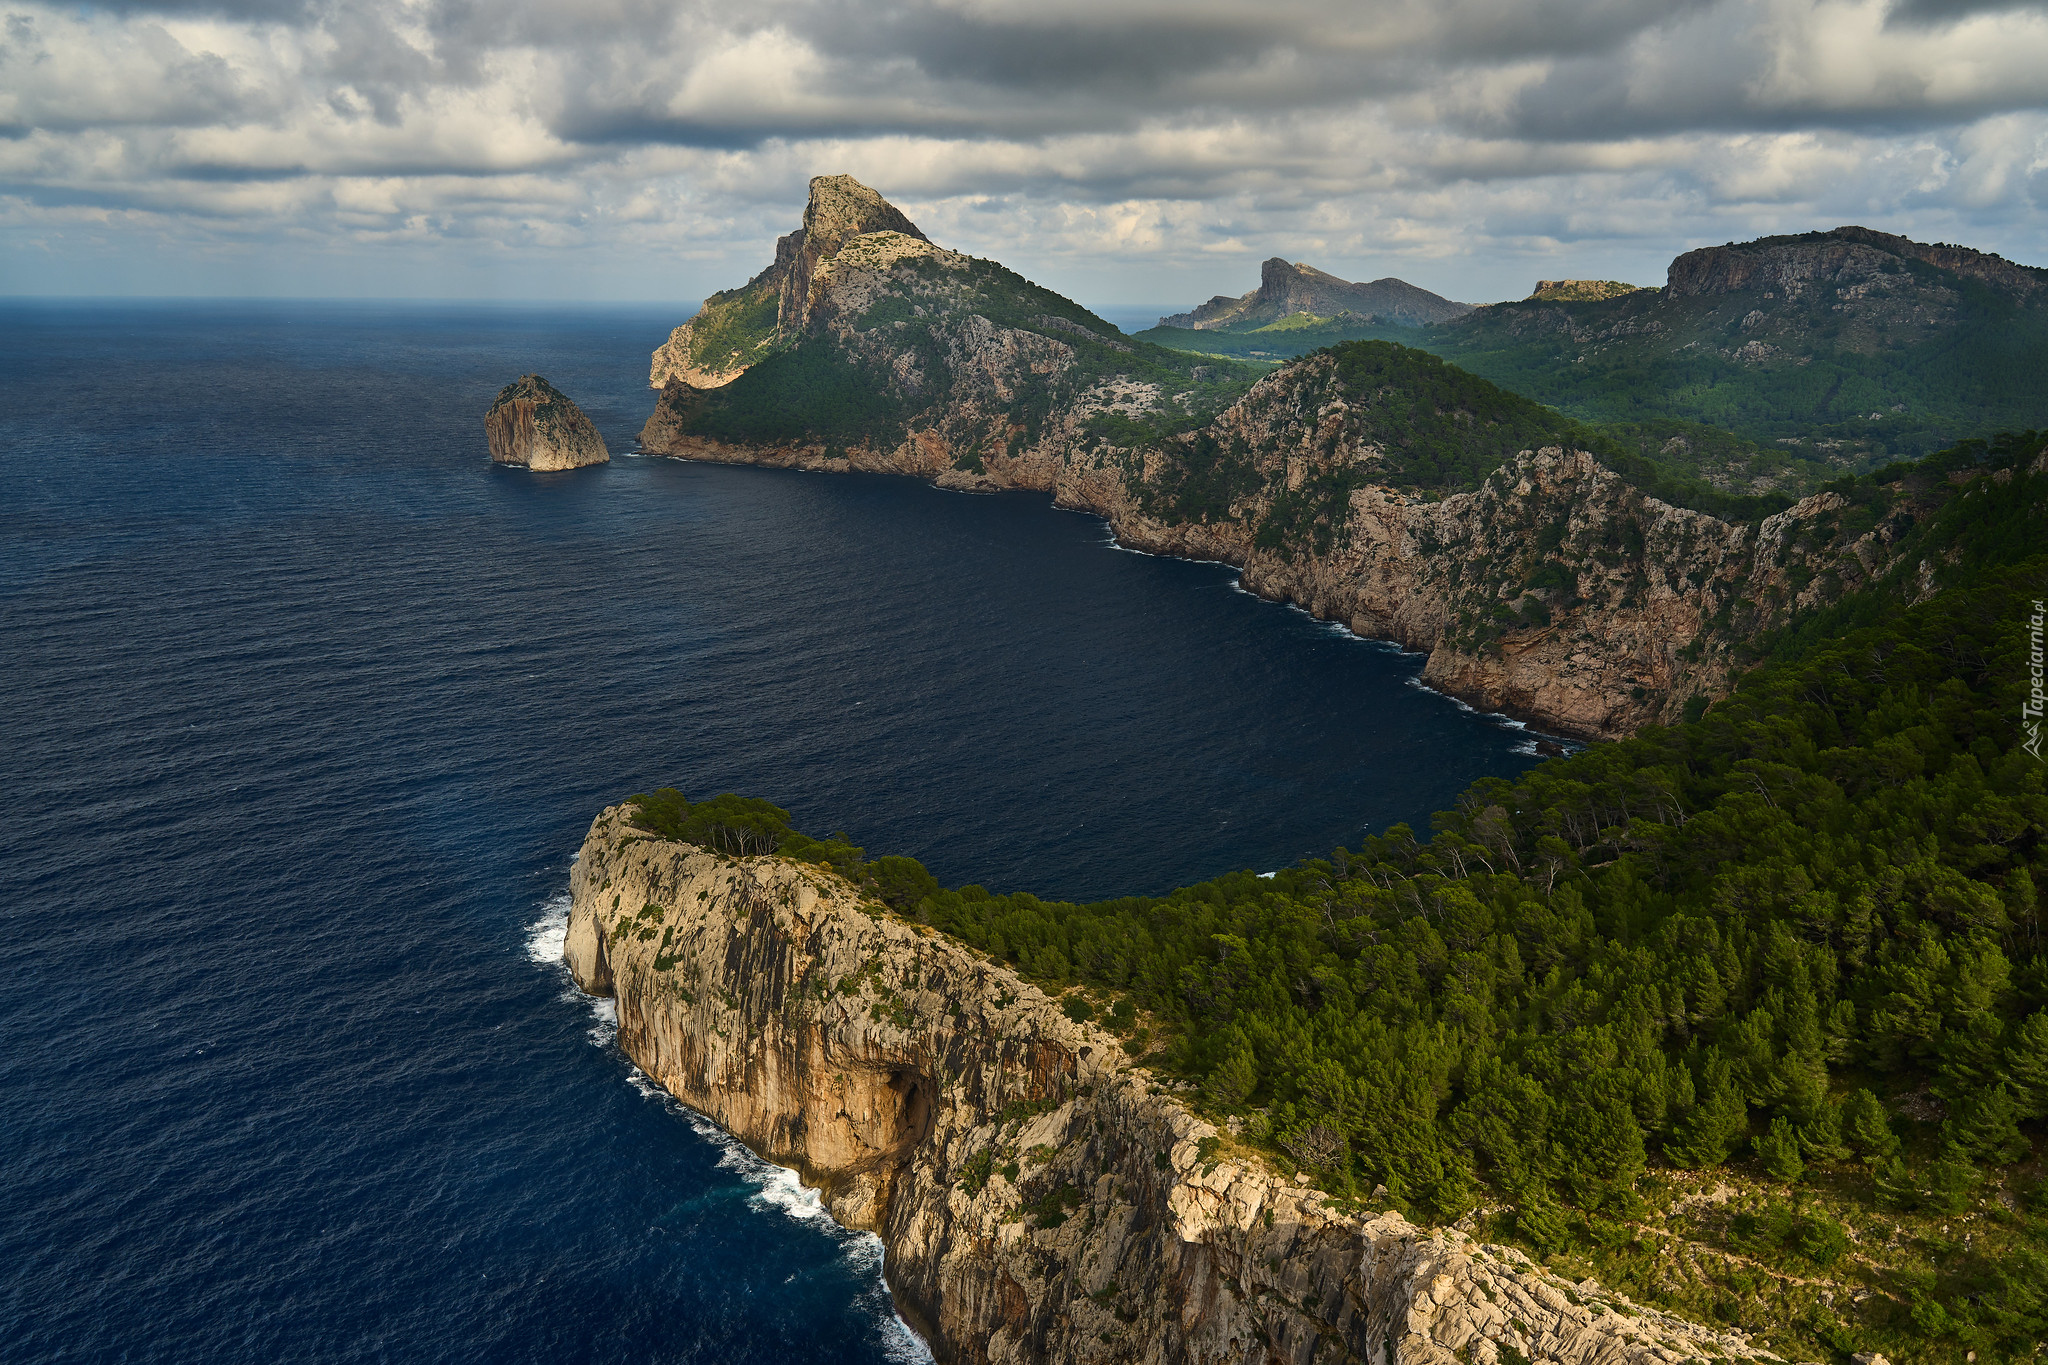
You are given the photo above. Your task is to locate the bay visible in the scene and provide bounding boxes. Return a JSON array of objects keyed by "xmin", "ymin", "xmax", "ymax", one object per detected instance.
[{"xmin": 0, "ymin": 301, "xmax": 1543, "ymax": 1363}]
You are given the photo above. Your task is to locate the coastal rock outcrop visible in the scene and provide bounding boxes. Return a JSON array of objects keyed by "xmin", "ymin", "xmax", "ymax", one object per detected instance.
[
  {"xmin": 564, "ymin": 805, "xmax": 1780, "ymax": 1365},
  {"xmin": 485, "ymin": 375, "xmax": 609, "ymax": 470}
]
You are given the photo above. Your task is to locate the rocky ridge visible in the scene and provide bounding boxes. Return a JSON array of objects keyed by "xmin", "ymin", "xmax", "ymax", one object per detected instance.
[
  {"xmin": 484, "ymin": 375, "xmax": 609, "ymax": 470},
  {"xmin": 564, "ymin": 803, "xmax": 1781, "ymax": 1365},
  {"xmin": 1161, "ymin": 259, "xmax": 1472, "ymax": 331},
  {"xmin": 1527, "ymin": 281, "xmax": 1647, "ymax": 303}
]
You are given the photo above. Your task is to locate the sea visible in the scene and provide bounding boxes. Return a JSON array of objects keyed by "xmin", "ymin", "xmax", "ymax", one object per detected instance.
[{"xmin": 0, "ymin": 300, "xmax": 1550, "ymax": 1363}]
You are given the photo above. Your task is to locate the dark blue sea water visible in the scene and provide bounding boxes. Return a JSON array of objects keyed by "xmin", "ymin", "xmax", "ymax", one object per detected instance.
[{"xmin": 0, "ymin": 301, "xmax": 1548, "ymax": 1363}]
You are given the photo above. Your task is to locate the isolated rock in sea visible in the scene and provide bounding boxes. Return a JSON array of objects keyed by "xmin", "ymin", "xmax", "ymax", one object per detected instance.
[
  {"xmin": 564, "ymin": 805, "xmax": 1781, "ymax": 1365},
  {"xmin": 485, "ymin": 375, "xmax": 610, "ymax": 471}
]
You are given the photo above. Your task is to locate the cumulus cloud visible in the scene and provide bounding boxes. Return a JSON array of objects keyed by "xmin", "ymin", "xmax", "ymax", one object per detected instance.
[{"xmin": 0, "ymin": 0, "xmax": 2042, "ymax": 302}]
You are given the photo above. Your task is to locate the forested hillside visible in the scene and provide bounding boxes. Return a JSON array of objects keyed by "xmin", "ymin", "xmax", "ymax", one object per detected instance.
[
  {"xmin": 1143, "ymin": 227, "xmax": 2048, "ymax": 476},
  {"xmin": 628, "ymin": 432, "xmax": 2048, "ymax": 1363}
]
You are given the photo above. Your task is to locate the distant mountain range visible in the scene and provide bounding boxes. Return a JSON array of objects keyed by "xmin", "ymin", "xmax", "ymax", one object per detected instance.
[{"xmin": 1144, "ymin": 226, "xmax": 2048, "ymax": 461}]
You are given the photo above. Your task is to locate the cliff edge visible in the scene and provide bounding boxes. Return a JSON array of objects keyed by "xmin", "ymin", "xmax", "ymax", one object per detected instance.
[
  {"xmin": 564, "ymin": 804, "xmax": 1779, "ymax": 1365},
  {"xmin": 485, "ymin": 375, "xmax": 609, "ymax": 470}
]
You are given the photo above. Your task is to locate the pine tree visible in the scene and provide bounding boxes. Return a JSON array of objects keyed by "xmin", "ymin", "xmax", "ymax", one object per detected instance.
[
  {"xmin": 1665, "ymin": 1055, "xmax": 1748, "ymax": 1168},
  {"xmin": 1756, "ymin": 1116, "xmax": 1805, "ymax": 1182},
  {"xmin": 1923, "ymin": 1142, "xmax": 1982, "ymax": 1215},
  {"xmin": 1514, "ymin": 1192, "xmax": 1573, "ymax": 1253},
  {"xmin": 1946, "ymin": 1083, "xmax": 2029, "ymax": 1165},
  {"xmin": 2004, "ymin": 1009, "xmax": 2048, "ymax": 1118},
  {"xmin": 1873, "ymin": 1155, "xmax": 1917, "ymax": 1210},
  {"xmin": 1841, "ymin": 1088, "xmax": 1900, "ymax": 1161},
  {"xmin": 1201, "ymin": 1044, "xmax": 1259, "ymax": 1112}
]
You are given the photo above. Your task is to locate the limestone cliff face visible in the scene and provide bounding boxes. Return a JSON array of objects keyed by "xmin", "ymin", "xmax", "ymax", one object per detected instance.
[
  {"xmin": 648, "ymin": 175, "xmax": 931, "ymax": 391},
  {"xmin": 1665, "ymin": 226, "xmax": 2043, "ymax": 303},
  {"xmin": 564, "ymin": 806, "xmax": 1776, "ymax": 1365},
  {"xmin": 485, "ymin": 375, "xmax": 609, "ymax": 470}
]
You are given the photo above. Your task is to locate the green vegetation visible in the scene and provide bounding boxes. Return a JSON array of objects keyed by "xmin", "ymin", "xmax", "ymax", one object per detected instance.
[
  {"xmin": 676, "ymin": 253, "xmax": 1262, "ymax": 453},
  {"xmin": 626, "ymin": 789, "xmax": 866, "ymax": 873},
  {"xmin": 632, "ymin": 433, "xmax": 2048, "ymax": 1361},
  {"xmin": 1418, "ymin": 272, "xmax": 2048, "ymax": 461},
  {"xmin": 684, "ymin": 277, "xmax": 782, "ymax": 376},
  {"xmin": 1145, "ymin": 240, "xmax": 2048, "ymax": 467},
  {"xmin": 1135, "ymin": 339, "xmax": 1803, "ymax": 535},
  {"xmin": 1133, "ymin": 318, "xmax": 1418, "ymax": 362},
  {"xmin": 687, "ymin": 342, "xmax": 912, "ymax": 448}
]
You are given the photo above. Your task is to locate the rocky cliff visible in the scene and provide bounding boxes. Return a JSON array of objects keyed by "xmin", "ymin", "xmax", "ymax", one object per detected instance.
[
  {"xmin": 649, "ymin": 175, "xmax": 932, "ymax": 390},
  {"xmin": 485, "ymin": 375, "xmax": 609, "ymax": 470},
  {"xmin": 1160, "ymin": 260, "xmax": 1472, "ymax": 331},
  {"xmin": 564, "ymin": 803, "xmax": 1779, "ymax": 1365}
]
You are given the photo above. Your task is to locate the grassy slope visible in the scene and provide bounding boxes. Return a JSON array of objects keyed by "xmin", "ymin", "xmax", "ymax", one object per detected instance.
[{"xmin": 670, "ymin": 255, "xmax": 1265, "ymax": 454}]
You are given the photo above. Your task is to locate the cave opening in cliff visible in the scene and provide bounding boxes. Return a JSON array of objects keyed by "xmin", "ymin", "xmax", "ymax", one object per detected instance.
[{"xmin": 888, "ymin": 1069, "xmax": 933, "ymax": 1151}]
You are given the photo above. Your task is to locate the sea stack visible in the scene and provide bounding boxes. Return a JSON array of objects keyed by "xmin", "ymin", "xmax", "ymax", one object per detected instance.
[{"xmin": 485, "ymin": 375, "xmax": 610, "ymax": 470}]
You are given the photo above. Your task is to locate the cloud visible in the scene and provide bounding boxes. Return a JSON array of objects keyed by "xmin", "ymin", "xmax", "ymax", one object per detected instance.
[{"xmin": 0, "ymin": 0, "xmax": 2043, "ymax": 303}]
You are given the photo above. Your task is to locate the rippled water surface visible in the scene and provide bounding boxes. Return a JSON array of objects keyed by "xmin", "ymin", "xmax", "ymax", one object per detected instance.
[{"xmin": 0, "ymin": 301, "xmax": 1544, "ymax": 1363}]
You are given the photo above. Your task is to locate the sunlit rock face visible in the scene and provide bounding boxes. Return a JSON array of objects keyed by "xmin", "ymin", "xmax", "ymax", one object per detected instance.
[
  {"xmin": 484, "ymin": 375, "xmax": 608, "ymax": 471},
  {"xmin": 565, "ymin": 804, "xmax": 1778, "ymax": 1365}
]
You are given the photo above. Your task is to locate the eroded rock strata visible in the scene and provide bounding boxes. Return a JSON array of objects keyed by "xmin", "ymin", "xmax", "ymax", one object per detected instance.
[
  {"xmin": 565, "ymin": 805, "xmax": 1776, "ymax": 1365},
  {"xmin": 485, "ymin": 375, "xmax": 609, "ymax": 470}
]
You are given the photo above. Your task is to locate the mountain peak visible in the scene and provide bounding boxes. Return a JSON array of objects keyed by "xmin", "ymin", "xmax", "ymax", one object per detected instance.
[
  {"xmin": 1161, "ymin": 260, "xmax": 1471, "ymax": 331},
  {"xmin": 801, "ymin": 175, "xmax": 926, "ymax": 257},
  {"xmin": 1528, "ymin": 279, "xmax": 1647, "ymax": 303},
  {"xmin": 650, "ymin": 174, "xmax": 938, "ymax": 390}
]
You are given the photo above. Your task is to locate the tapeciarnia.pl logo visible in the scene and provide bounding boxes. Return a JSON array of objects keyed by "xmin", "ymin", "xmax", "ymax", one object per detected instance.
[{"xmin": 2026, "ymin": 598, "xmax": 2045, "ymax": 759}]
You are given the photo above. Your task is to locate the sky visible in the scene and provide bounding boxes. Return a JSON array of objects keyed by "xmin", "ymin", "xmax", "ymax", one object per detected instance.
[{"xmin": 2, "ymin": 0, "xmax": 2046, "ymax": 312}]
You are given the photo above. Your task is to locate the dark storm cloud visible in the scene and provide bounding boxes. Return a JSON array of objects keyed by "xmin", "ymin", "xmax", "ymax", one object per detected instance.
[
  {"xmin": 1888, "ymin": 0, "xmax": 2044, "ymax": 24},
  {"xmin": 1, "ymin": 0, "xmax": 2043, "ymax": 290}
]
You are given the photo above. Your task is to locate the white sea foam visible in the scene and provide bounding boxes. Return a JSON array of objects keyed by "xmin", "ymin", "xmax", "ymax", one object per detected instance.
[
  {"xmin": 524, "ymin": 890, "xmax": 570, "ymax": 963},
  {"xmin": 681, "ymin": 1111, "xmax": 935, "ymax": 1358},
  {"xmin": 524, "ymin": 883, "xmax": 619, "ymax": 1047},
  {"xmin": 1096, "ymin": 522, "xmax": 1236, "ymax": 570},
  {"xmin": 520, "ymin": 878, "xmax": 935, "ymax": 1362},
  {"xmin": 585, "ymin": 996, "xmax": 618, "ymax": 1048}
]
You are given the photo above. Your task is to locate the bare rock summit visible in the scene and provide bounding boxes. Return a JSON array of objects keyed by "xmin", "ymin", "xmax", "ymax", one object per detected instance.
[{"xmin": 648, "ymin": 173, "xmax": 930, "ymax": 390}]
